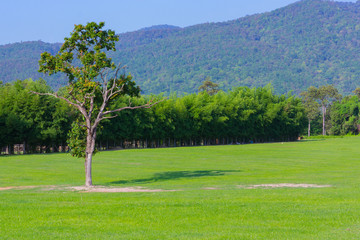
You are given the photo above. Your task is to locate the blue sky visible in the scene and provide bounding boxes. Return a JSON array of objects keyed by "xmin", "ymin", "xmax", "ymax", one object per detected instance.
[{"xmin": 0, "ymin": 0, "xmax": 356, "ymax": 45}]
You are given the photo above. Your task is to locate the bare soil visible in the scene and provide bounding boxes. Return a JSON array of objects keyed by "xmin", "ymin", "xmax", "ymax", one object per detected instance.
[
  {"xmin": 203, "ymin": 187, "xmax": 219, "ymax": 190},
  {"xmin": 238, "ymin": 183, "xmax": 332, "ymax": 189},
  {"xmin": 68, "ymin": 186, "xmax": 178, "ymax": 192},
  {"xmin": 0, "ymin": 186, "xmax": 37, "ymax": 191},
  {"xmin": 0, "ymin": 183, "xmax": 332, "ymax": 192},
  {"xmin": 0, "ymin": 185, "xmax": 176, "ymax": 192}
]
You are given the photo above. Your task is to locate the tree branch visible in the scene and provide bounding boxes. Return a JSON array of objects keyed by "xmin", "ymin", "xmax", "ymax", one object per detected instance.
[
  {"xmin": 87, "ymin": 85, "xmax": 97, "ymax": 118},
  {"xmin": 100, "ymin": 99, "xmax": 164, "ymax": 120},
  {"xmin": 68, "ymin": 86, "xmax": 83, "ymax": 106},
  {"xmin": 31, "ymin": 91, "xmax": 79, "ymax": 108},
  {"xmin": 31, "ymin": 91, "xmax": 89, "ymax": 120},
  {"xmin": 99, "ymin": 115, "xmax": 118, "ymax": 120},
  {"xmin": 108, "ymin": 84, "xmax": 125, "ymax": 100}
]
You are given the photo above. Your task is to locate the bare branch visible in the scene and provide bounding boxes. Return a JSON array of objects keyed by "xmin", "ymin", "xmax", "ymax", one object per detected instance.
[
  {"xmin": 95, "ymin": 65, "xmax": 126, "ymax": 124},
  {"xmin": 90, "ymin": 98, "xmax": 164, "ymax": 130},
  {"xmin": 67, "ymin": 85, "xmax": 83, "ymax": 106},
  {"xmin": 31, "ymin": 91, "xmax": 79, "ymax": 108},
  {"xmin": 31, "ymin": 91, "xmax": 89, "ymax": 121},
  {"xmin": 78, "ymin": 123, "xmax": 90, "ymax": 129},
  {"xmin": 99, "ymin": 64, "xmax": 128, "ymax": 104},
  {"xmin": 100, "ymin": 115, "xmax": 118, "ymax": 120},
  {"xmin": 101, "ymin": 99, "xmax": 164, "ymax": 118},
  {"xmin": 106, "ymin": 65, "xmax": 123, "ymax": 99},
  {"xmin": 108, "ymin": 84, "xmax": 125, "ymax": 100},
  {"xmin": 88, "ymin": 94, "xmax": 95, "ymax": 119},
  {"xmin": 100, "ymin": 69, "xmax": 109, "ymax": 93}
]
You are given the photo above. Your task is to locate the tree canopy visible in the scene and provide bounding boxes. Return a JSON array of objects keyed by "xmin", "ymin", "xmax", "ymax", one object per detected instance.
[
  {"xmin": 37, "ymin": 22, "xmax": 155, "ymax": 187},
  {"xmin": 198, "ymin": 78, "xmax": 220, "ymax": 95}
]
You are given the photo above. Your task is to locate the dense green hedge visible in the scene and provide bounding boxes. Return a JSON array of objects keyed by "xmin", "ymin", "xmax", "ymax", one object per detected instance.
[
  {"xmin": 0, "ymin": 79, "xmax": 76, "ymax": 153},
  {"xmin": 97, "ymin": 86, "xmax": 307, "ymax": 148},
  {"xmin": 4, "ymin": 79, "xmax": 360, "ymax": 154},
  {"xmin": 0, "ymin": 80, "xmax": 308, "ymax": 154}
]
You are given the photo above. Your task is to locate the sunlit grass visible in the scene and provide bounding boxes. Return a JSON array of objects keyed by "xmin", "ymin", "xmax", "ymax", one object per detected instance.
[{"xmin": 1, "ymin": 137, "xmax": 360, "ymax": 239}]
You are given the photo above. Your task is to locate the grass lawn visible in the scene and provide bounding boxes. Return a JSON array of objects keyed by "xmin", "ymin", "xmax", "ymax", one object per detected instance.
[{"xmin": 1, "ymin": 137, "xmax": 360, "ymax": 239}]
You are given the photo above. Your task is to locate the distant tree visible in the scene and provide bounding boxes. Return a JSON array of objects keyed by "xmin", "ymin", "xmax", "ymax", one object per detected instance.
[
  {"xmin": 330, "ymin": 95, "xmax": 360, "ymax": 135},
  {"xmin": 305, "ymin": 85, "xmax": 341, "ymax": 135},
  {"xmin": 353, "ymin": 88, "xmax": 360, "ymax": 99},
  {"xmin": 36, "ymin": 22, "xmax": 159, "ymax": 187},
  {"xmin": 300, "ymin": 89, "xmax": 320, "ymax": 137},
  {"xmin": 0, "ymin": 83, "xmax": 6, "ymax": 150},
  {"xmin": 198, "ymin": 77, "xmax": 220, "ymax": 95}
]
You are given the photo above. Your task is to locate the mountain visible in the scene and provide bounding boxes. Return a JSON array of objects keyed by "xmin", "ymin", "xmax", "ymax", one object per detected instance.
[
  {"xmin": 139, "ymin": 25, "xmax": 181, "ymax": 31},
  {"xmin": 0, "ymin": 41, "xmax": 65, "ymax": 89},
  {"xmin": 1, "ymin": 0, "xmax": 360, "ymax": 95}
]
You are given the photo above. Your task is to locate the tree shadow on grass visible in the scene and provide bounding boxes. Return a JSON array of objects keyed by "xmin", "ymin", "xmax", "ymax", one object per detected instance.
[
  {"xmin": 109, "ymin": 170, "xmax": 241, "ymax": 185},
  {"xmin": 298, "ymin": 139, "xmax": 325, "ymax": 142}
]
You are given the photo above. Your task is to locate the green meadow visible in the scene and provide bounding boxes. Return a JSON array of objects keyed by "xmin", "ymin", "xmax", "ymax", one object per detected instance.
[{"xmin": 1, "ymin": 137, "xmax": 360, "ymax": 239}]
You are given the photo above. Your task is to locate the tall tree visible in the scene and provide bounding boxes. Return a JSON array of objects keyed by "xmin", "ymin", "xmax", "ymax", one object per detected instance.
[
  {"xmin": 353, "ymin": 88, "xmax": 360, "ymax": 99},
  {"xmin": 36, "ymin": 22, "xmax": 158, "ymax": 186},
  {"xmin": 306, "ymin": 85, "xmax": 341, "ymax": 135},
  {"xmin": 300, "ymin": 89, "xmax": 320, "ymax": 137},
  {"xmin": 198, "ymin": 77, "xmax": 220, "ymax": 96}
]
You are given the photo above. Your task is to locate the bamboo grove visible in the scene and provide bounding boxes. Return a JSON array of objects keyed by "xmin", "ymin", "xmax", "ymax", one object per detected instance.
[
  {"xmin": 2, "ymin": 79, "xmax": 360, "ymax": 155},
  {"xmin": 0, "ymin": 79, "xmax": 304, "ymax": 154}
]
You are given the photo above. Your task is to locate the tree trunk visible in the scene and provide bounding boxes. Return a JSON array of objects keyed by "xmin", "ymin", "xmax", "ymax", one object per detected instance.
[
  {"xmin": 322, "ymin": 105, "xmax": 326, "ymax": 135},
  {"xmin": 85, "ymin": 152, "xmax": 93, "ymax": 187},
  {"xmin": 308, "ymin": 118, "xmax": 311, "ymax": 137},
  {"xmin": 9, "ymin": 145, "xmax": 14, "ymax": 155},
  {"xmin": 85, "ymin": 129, "xmax": 97, "ymax": 187}
]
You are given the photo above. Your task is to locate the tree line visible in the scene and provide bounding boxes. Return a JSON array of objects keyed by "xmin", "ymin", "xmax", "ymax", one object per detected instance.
[
  {"xmin": 2, "ymin": 79, "xmax": 360, "ymax": 155},
  {"xmin": 0, "ymin": 79, "xmax": 308, "ymax": 155},
  {"xmin": 301, "ymin": 85, "xmax": 360, "ymax": 137},
  {"xmin": 0, "ymin": 79, "xmax": 76, "ymax": 154}
]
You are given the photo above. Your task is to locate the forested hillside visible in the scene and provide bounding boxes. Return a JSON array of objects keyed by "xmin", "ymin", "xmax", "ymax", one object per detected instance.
[
  {"xmin": 1, "ymin": 0, "xmax": 360, "ymax": 95},
  {"xmin": 0, "ymin": 41, "xmax": 66, "ymax": 89}
]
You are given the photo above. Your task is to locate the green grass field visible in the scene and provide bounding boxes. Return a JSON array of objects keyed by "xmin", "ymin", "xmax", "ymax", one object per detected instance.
[{"xmin": 1, "ymin": 137, "xmax": 360, "ymax": 239}]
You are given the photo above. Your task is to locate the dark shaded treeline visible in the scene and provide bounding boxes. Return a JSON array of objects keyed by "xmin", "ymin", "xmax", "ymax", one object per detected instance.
[
  {"xmin": 0, "ymin": 79, "xmax": 308, "ymax": 154},
  {"xmin": 330, "ymin": 95, "xmax": 360, "ymax": 135},
  {"xmin": 0, "ymin": 80, "xmax": 76, "ymax": 154}
]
